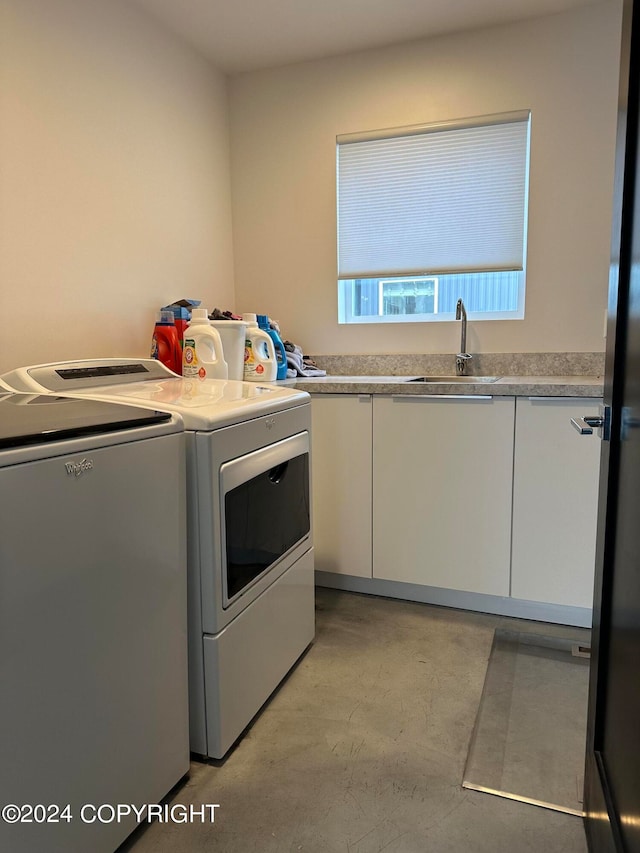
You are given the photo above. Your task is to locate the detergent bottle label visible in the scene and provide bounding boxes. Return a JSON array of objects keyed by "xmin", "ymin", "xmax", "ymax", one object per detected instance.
[
  {"xmin": 182, "ymin": 337, "xmax": 201, "ymax": 378},
  {"xmin": 244, "ymin": 340, "xmax": 265, "ymax": 378}
]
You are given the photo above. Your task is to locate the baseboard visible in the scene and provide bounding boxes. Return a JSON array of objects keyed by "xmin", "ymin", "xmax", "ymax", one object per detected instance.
[{"xmin": 315, "ymin": 571, "xmax": 592, "ymax": 628}]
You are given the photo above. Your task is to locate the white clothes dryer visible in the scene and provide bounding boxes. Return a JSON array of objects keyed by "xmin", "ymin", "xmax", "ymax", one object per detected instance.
[{"xmin": 2, "ymin": 360, "xmax": 314, "ymax": 759}]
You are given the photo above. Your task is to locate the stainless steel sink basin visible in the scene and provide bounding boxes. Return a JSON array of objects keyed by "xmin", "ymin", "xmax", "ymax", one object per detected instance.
[{"xmin": 406, "ymin": 376, "xmax": 501, "ymax": 383}]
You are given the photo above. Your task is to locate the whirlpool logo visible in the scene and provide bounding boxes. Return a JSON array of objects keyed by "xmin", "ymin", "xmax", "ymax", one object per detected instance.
[{"xmin": 65, "ymin": 458, "xmax": 94, "ymax": 478}]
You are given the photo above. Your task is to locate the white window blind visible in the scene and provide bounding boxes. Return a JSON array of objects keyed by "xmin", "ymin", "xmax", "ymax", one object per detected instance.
[{"xmin": 337, "ymin": 112, "xmax": 530, "ymax": 280}]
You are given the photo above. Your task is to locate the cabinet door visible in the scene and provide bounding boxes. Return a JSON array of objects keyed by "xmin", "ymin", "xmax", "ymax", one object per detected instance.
[
  {"xmin": 311, "ymin": 395, "xmax": 372, "ymax": 577},
  {"xmin": 511, "ymin": 397, "xmax": 601, "ymax": 608},
  {"xmin": 373, "ymin": 395, "xmax": 514, "ymax": 595}
]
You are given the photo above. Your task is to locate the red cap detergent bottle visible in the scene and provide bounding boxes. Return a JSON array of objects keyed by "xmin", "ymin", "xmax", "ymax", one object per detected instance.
[{"xmin": 151, "ymin": 310, "xmax": 182, "ymax": 375}]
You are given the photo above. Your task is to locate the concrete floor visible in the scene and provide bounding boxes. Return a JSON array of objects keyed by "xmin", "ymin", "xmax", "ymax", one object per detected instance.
[{"xmin": 121, "ymin": 588, "xmax": 589, "ymax": 853}]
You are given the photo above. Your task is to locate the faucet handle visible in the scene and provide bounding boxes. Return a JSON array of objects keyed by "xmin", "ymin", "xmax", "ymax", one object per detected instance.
[{"xmin": 455, "ymin": 353, "xmax": 473, "ymax": 376}]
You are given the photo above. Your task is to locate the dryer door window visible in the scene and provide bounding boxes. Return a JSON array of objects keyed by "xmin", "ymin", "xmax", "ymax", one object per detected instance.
[{"xmin": 220, "ymin": 433, "xmax": 310, "ymax": 607}]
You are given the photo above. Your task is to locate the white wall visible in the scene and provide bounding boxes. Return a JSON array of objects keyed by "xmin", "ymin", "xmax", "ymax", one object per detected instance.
[
  {"xmin": 229, "ymin": 2, "xmax": 622, "ymax": 356},
  {"xmin": 0, "ymin": 0, "xmax": 234, "ymax": 372}
]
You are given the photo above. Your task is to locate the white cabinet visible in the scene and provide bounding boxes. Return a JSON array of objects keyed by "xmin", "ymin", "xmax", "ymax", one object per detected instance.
[
  {"xmin": 311, "ymin": 390, "xmax": 601, "ymax": 620},
  {"xmin": 372, "ymin": 395, "xmax": 515, "ymax": 596},
  {"xmin": 311, "ymin": 394, "xmax": 372, "ymax": 577},
  {"xmin": 511, "ymin": 397, "xmax": 601, "ymax": 608}
]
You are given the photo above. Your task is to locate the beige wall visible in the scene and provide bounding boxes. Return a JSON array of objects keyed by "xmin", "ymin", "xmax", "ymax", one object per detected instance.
[
  {"xmin": 229, "ymin": 2, "xmax": 622, "ymax": 356},
  {"xmin": 0, "ymin": 1, "xmax": 623, "ymax": 370},
  {"xmin": 0, "ymin": 0, "xmax": 234, "ymax": 372}
]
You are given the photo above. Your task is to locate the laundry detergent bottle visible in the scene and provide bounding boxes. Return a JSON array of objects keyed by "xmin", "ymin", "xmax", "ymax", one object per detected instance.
[
  {"xmin": 257, "ymin": 315, "xmax": 288, "ymax": 380},
  {"xmin": 182, "ymin": 308, "xmax": 228, "ymax": 380},
  {"xmin": 151, "ymin": 309, "xmax": 182, "ymax": 375},
  {"xmin": 242, "ymin": 313, "xmax": 277, "ymax": 381},
  {"xmin": 208, "ymin": 319, "xmax": 247, "ymax": 381}
]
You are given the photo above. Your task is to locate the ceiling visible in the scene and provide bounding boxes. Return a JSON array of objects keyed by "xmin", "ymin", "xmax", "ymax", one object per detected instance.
[{"xmin": 130, "ymin": 0, "xmax": 602, "ymax": 74}]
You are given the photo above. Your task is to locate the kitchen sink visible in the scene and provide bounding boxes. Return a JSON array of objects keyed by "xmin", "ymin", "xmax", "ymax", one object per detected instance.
[{"xmin": 405, "ymin": 376, "xmax": 501, "ymax": 383}]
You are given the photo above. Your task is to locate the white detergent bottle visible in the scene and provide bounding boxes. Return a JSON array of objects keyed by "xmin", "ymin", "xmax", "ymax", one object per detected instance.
[
  {"xmin": 242, "ymin": 313, "xmax": 277, "ymax": 381},
  {"xmin": 182, "ymin": 308, "xmax": 228, "ymax": 380}
]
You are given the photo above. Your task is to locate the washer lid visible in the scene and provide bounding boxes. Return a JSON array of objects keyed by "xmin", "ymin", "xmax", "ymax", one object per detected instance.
[{"xmin": 0, "ymin": 393, "xmax": 172, "ymax": 449}]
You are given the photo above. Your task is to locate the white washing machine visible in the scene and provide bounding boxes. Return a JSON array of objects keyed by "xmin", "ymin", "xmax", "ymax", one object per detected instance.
[
  {"xmin": 0, "ymin": 391, "xmax": 188, "ymax": 853},
  {"xmin": 2, "ymin": 360, "xmax": 315, "ymax": 759}
]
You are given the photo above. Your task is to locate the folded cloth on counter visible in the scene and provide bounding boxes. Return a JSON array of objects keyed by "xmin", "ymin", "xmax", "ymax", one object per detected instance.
[
  {"xmin": 285, "ymin": 344, "xmax": 326, "ymax": 378},
  {"xmin": 211, "ymin": 307, "xmax": 243, "ymax": 320}
]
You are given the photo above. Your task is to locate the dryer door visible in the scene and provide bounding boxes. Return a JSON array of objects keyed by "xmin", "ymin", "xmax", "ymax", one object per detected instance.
[
  {"xmin": 221, "ymin": 435, "xmax": 310, "ymax": 606},
  {"xmin": 219, "ymin": 432, "xmax": 310, "ymax": 608},
  {"xmin": 196, "ymin": 403, "xmax": 313, "ymax": 637}
]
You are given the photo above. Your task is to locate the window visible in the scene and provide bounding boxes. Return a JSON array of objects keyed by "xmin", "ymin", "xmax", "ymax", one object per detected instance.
[{"xmin": 336, "ymin": 112, "xmax": 530, "ymax": 324}]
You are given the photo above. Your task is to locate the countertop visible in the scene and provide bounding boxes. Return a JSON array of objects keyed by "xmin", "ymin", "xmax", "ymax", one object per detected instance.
[{"xmin": 282, "ymin": 374, "xmax": 604, "ymax": 397}]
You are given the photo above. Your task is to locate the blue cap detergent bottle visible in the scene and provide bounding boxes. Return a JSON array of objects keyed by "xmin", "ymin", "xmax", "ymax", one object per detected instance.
[{"xmin": 256, "ymin": 315, "xmax": 288, "ymax": 380}]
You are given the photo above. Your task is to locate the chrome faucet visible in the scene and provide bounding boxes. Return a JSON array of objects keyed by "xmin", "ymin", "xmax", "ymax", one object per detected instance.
[{"xmin": 455, "ymin": 298, "xmax": 472, "ymax": 376}]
